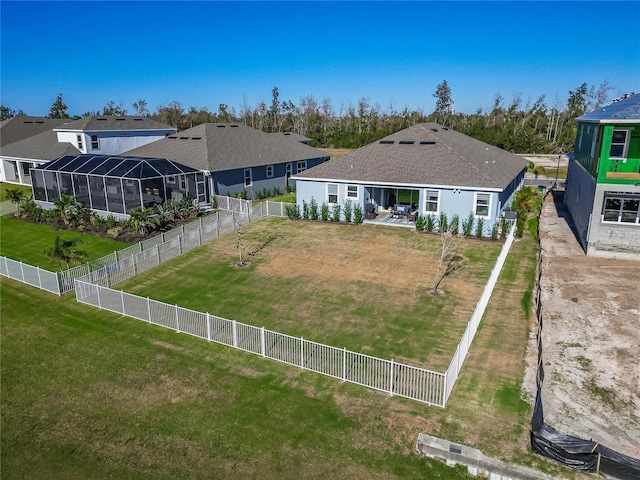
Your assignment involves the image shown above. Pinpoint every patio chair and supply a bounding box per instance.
[365,203,377,219]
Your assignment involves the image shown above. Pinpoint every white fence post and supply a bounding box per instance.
[156,244,160,266]
[206,313,211,341]
[97,285,102,309]
[175,305,180,333]
[121,290,126,314]
[19,261,25,282]
[300,337,304,369]
[342,347,347,382]
[37,266,42,289]
[132,255,137,276]
[232,320,237,347]
[147,297,152,323]
[260,327,265,357]
[390,359,395,395]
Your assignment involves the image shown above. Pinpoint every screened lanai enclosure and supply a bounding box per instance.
[31,154,207,218]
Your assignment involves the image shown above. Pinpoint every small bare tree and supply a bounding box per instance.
[430,225,464,295]
[233,213,245,266]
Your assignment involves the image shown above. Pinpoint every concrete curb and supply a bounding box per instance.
[417,433,559,480]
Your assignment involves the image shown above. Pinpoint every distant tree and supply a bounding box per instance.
[45,236,87,270]
[82,110,100,117]
[0,105,16,120]
[102,100,127,116]
[132,99,149,116]
[154,101,184,129]
[49,93,70,118]
[270,86,280,132]
[566,82,589,119]
[433,80,453,125]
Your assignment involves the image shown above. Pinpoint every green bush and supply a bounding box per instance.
[343,200,353,223]
[462,212,475,237]
[475,218,485,239]
[450,214,460,235]
[438,212,448,233]
[491,222,499,241]
[415,215,426,231]
[310,198,319,220]
[353,203,363,223]
[331,204,341,222]
[302,200,310,220]
[321,202,330,221]
[425,215,435,232]
[285,204,300,220]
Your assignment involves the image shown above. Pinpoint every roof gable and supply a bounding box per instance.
[0,128,81,160]
[293,123,528,190]
[0,116,70,147]
[121,123,329,172]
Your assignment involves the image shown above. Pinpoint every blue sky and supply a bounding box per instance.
[1,1,639,117]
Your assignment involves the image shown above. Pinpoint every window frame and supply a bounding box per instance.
[297,160,307,173]
[286,163,292,177]
[346,184,359,200]
[76,134,84,150]
[602,192,640,224]
[90,134,100,150]
[424,189,440,215]
[609,129,631,160]
[244,168,252,187]
[474,192,491,218]
[266,165,274,178]
[327,183,338,205]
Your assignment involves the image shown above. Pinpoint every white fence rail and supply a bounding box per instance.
[74,279,447,406]
[443,224,516,404]
[0,256,61,295]
[3,196,516,407]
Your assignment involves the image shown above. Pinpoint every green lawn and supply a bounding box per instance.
[0,197,583,479]
[117,218,503,370]
[0,182,32,202]
[0,215,131,269]
[1,279,475,480]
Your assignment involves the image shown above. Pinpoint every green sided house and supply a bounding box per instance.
[292,123,528,235]
[564,92,640,257]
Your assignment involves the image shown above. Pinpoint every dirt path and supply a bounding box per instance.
[523,190,640,459]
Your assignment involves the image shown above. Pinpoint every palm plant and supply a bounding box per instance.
[125,206,158,236]
[5,188,26,215]
[45,236,87,270]
[54,194,83,226]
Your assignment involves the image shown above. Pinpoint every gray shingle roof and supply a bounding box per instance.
[293,123,528,191]
[53,116,175,131]
[0,129,80,160]
[577,93,640,123]
[121,123,329,172]
[0,116,70,147]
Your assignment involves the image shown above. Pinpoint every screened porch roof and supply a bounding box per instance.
[34,154,200,179]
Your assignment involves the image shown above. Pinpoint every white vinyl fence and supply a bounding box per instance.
[0,256,62,295]
[74,279,447,406]
[443,223,516,404]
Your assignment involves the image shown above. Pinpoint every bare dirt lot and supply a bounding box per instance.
[523,190,640,459]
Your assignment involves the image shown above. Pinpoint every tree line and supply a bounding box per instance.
[0,80,620,154]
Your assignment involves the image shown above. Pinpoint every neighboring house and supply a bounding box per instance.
[123,123,330,199]
[564,92,640,257]
[0,116,78,184]
[292,123,528,233]
[30,154,205,219]
[0,116,175,185]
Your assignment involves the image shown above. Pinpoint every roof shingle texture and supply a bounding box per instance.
[0,116,70,147]
[122,123,329,172]
[53,116,175,131]
[0,129,80,160]
[294,123,528,190]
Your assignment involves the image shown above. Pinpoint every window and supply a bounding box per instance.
[327,184,338,204]
[346,184,358,199]
[424,189,439,214]
[76,134,83,150]
[90,134,100,150]
[610,129,630,159]
[266,165,274,178]
[244,168,252,187]
[474,193,491,218]
[297,160,307,173]
[286,163,292,177]
[602,192,640,224]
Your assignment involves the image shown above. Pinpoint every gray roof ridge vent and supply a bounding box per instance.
[399,140,415,144]
[379,140,394,144]
[420,140,436,145]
